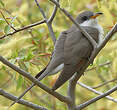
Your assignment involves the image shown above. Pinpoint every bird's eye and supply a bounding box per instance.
[82,16,88,21]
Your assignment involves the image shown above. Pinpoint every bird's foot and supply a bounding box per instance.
[87,57,94,65]
[82,57,94,65]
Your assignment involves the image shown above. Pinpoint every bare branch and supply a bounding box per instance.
[35,0,47,19]
[29,88,53,108]
[75,85,117,110]
[67,73,83,110]
[10,84,35,106]
[92,78,117,89]
[47,24,56,44]
[48,0,59,23]
[0,20,46,39]
[0,11,16,31]
[0,56,71,104]
[35,0,56,44]
[77,82,117,103]
[0,88,47,110]
[96,70,111,90]
[86,61,111,72]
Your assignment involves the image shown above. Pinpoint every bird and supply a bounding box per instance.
[10,11,104,106]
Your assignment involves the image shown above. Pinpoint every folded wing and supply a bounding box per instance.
[52,26,99,90]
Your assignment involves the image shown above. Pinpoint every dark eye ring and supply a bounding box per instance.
[82,16,88,21]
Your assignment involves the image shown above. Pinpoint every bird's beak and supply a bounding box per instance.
[91,12,103,19]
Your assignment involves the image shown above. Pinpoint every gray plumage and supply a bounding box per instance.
[52,26,99,90]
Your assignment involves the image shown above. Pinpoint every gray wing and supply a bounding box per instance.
[38,31,67,80]
[52,26,99,90]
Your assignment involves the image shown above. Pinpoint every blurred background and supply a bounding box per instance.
[0,0,117,110]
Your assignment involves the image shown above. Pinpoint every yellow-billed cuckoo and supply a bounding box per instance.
[11,11,104,106]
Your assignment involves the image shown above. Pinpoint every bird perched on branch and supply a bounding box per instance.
[11,11,104,106]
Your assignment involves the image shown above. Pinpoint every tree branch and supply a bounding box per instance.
[92,78,117,89]
[85,61,111,72]
[35,0,47,19]
[0,11,16,31]
[0,88,47,110]
[77,82,117,103]
[35,0,57,44]
[48,0,59,23]
[67,73,83,110]
[0,56,71,104]
[0,20,46,39]
[75,85,117,110]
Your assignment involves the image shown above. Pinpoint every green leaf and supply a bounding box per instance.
[2,65,6,70]
[26,50,34,60]
[18,60,29,72]
[4,25,10,34]
[0,18,5,22]
[16,75,23,90]
[0,0,4,7]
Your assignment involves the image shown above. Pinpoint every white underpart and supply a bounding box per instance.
[49,63,64,75]
[80,18,104,44]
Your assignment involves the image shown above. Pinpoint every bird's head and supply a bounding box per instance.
[76,11,103,25]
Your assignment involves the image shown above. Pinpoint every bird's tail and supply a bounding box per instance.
[10,67,46,107]
[52,68,75,91]
[52,62,85,91]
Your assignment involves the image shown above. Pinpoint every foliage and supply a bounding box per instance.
[0,0,117,110]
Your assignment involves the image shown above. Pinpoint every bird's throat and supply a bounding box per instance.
[80,19,104,44]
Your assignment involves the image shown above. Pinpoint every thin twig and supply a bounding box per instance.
[75,85,117,110]
[0,88,47,110]
[0,69,13,88]
[96,69,111,90]
[35,0,47,19]
[92,78,117,89]
[0,11,17,31]
[0,56,71,104]
[77,82,117,103]
[30,89,53,108]
[0,20,46,39]
[86,61,111,72]
[35,0,56,44]
[2,8,37,40]
[48,0,59,23]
